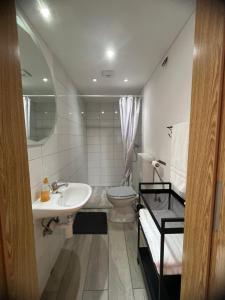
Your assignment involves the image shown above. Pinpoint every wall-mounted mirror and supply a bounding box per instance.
[17,16,56,146]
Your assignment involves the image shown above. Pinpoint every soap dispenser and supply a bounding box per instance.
[40,177,50,202]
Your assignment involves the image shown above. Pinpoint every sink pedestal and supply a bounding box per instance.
[59,215,74,239]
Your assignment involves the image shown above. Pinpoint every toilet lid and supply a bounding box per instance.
[107,186,137,198]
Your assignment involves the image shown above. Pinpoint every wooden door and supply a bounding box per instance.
[181,0,225,299]
[0,1,39,299]
[209,18,225,300]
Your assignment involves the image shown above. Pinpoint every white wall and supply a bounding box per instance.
[18,11,87,295]
[142,14,195,180]
[86,101,124,186]
[29,72,87,294]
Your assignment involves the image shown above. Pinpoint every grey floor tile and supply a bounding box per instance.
[83,290,108,300]
[44,237,75,292]
[84,235,109,291]
[133,289,148,300]
[41,291,57,300]
[56,235,92,300]
[108,222,134,300]
[124,223,145,289]
[42,200,148,300]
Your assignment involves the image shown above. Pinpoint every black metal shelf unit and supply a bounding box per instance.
[137,182,185,300]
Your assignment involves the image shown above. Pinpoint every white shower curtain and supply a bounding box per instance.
[119,96,141,185]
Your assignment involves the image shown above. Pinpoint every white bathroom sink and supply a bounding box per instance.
[32,183,92,219]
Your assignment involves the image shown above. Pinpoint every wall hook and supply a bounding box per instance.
[167,126,173,138]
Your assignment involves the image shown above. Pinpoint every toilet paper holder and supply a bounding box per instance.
[157,159,166,166]
[152,159,166,167]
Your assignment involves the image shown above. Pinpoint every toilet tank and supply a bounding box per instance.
[132,153,154,193]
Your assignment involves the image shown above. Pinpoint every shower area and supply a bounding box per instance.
[81,96,142,209]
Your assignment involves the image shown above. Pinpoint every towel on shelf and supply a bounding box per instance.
[139,208,183,275]
[170,122,189,196]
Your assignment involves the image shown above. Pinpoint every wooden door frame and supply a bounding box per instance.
[0,1,39,299]
[181,0,225,299]
[0,0,225,299]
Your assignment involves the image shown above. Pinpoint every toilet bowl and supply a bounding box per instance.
[106,186,138,222]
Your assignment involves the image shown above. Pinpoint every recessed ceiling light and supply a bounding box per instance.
[124,78,128,82]
[81,111,85,115]
[92,78,97,82]
[106,48,115,60]
[115,111,118,114]
[43,78,48,82]
[101,111,105,114]
[40,5,51,20]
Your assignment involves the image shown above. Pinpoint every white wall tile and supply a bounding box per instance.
[86,101,125,186]
[29,158,43,188]
[87,136,100,145]
[87,119,100,127]
[28,146,42,161]
[87,145,101,153]
[24,13,88,294]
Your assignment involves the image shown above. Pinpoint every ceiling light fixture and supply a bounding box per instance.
[101,111,105,114]
[39,4,51,20]
[124,78,128,82]
[115,111,118,114]
[92,78,97,82]
[106,48,115,60]
[42,77,48,82]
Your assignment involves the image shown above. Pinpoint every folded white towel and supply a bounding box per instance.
[139,208,183,275]
[170,122,189,196]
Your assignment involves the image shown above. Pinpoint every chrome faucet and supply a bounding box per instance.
[51,181,69,193]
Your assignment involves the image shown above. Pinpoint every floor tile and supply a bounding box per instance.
[41,291,57,300]
[133,289,148,300]
[84,235,109,291]
[124,223,145,289]
[41,198,148,300]
[83,290,108,300]
[108,222,134,300]
[56,235,92,300]
[44,238,75,292]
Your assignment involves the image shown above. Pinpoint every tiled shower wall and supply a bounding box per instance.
[86,101,124,186]
[86,100,142,186]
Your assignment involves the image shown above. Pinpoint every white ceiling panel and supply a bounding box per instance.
[17,0,195,94]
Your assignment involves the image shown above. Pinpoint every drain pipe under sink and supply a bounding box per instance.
[58,215,74,239]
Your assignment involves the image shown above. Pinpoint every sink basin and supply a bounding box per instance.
[32,183,92,219]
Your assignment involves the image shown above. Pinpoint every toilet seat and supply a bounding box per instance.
[107,186,137,199]
[106,186,137,222]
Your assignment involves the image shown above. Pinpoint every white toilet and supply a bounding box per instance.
[106,186,138,222]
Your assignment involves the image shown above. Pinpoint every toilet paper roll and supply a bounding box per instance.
[152,160,160,168]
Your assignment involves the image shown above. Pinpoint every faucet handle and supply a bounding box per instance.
[51,181,58,191]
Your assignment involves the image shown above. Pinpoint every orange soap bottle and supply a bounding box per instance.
[40,177,50,202]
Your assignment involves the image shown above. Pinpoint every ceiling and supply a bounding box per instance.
[17,0,195,95]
